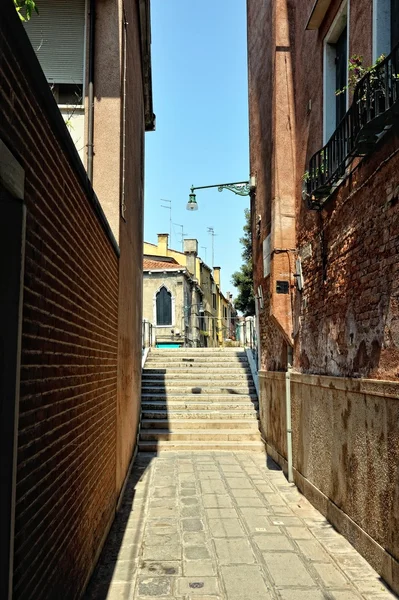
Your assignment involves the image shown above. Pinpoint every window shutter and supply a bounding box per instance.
[24,0,85,84]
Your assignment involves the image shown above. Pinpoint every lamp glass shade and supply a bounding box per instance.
[186,192,198,211]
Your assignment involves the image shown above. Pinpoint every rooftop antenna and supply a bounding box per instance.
[207,227,217,268]
[160,199,172,244]
[173,222,187,251]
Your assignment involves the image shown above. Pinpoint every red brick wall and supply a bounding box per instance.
[1,5,120,598]
[248,0,399,379]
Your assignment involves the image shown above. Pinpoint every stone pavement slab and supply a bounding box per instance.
[84,452,396,600]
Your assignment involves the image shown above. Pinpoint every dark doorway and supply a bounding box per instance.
[0,185,26,600]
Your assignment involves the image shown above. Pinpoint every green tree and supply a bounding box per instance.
[231,208,255,316]
[14,0,38,21]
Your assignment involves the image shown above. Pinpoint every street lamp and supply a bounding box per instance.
[186,176,256,211]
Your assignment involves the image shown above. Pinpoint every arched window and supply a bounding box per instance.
[156,286,172,326]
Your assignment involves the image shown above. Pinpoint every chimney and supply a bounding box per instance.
[184,238,198,276]
[213,266,221,287]
[157,233,169,255]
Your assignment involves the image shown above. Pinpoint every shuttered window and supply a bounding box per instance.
[156,287,172,326]
[24,0,85,85]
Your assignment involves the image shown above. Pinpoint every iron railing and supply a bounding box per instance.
[306,41,399,208]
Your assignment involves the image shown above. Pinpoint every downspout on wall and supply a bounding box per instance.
[87,0,95,182]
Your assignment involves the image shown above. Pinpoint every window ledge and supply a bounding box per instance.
[306,0,333,30]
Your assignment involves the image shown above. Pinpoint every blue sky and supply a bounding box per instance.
[144,0,249,295]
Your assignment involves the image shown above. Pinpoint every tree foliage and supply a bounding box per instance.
[14,0,38,21]
[231,208,255,316]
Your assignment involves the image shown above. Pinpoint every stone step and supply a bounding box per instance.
[146,356,248,364]
[141,385,256,395]
[139,429,262,441]
[141,410,259,420]
[141,379,255,389]
[149,349,246,354]
[141,419,260,430]
[142,372,253,381]
[143,366,252,375]
[138,440,265,452]
[141,400,259,411]
[141,393,258,402]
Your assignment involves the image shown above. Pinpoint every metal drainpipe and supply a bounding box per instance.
[286,345,294,483]
[87,0,95,182]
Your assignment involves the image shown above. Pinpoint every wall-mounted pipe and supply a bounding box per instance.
[286,345,294,482]
[87,0,95,182]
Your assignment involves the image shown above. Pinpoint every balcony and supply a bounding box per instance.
[305,42,399,209]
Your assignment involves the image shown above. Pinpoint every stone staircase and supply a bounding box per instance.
[138,348,264,452]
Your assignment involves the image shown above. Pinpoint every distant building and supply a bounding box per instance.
[143,234,237,347]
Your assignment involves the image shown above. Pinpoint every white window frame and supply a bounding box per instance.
[153,284,175,328]
[372,0,391,61]
[323,0,350,143]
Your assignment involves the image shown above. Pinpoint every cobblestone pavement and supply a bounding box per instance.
[85,452,396,600]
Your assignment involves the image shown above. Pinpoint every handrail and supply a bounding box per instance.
[305,42,399,209]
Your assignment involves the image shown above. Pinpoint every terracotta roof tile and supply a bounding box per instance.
[143,257,181,270]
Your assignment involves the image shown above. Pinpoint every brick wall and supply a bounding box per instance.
[1,5,120,598]
[248,0,399,380]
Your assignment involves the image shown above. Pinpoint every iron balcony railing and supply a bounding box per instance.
[306,41,399,209]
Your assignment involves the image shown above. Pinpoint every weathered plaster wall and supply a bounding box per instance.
[115,0,147,497]
[259,371,399,595]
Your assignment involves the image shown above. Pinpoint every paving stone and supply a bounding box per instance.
[176,576,219,595]
[329,592,363,599]
[285,526,314,540]
[230,488,260,498]
[262,552,316,587]
[234,496,265,507]
[277,590,326,600]
[180,481,197,489]
[295,539,332,563]
[197,472,221,480]
[201,481,226,494]
[240,514,276,534]
[354,578,395,595]
[319,537,356,555]
[85,581,135,600]
[181,506,202,518]
[312,562,352,588]
[225,477,253,488]
[147,520,178,535]
[254,535,294,551]
[202,494,233,508]
[204,507,238,519]
[207,518,246,537]
[142,544,181,561]
[184,546,211,560]
[138,561,181,576]
[220,565,272,599]
[262,493,287,506]
[148,507,177,519]
[153,487,177,498]
[181,497,200,506]
[183,531,208,545]
[269,516,303,527]
[181,488,199,497]
[137,576,172,596]
[144,534,180,547]
[150,498,178,509]
[214,538,255,564]
[184,561,216,576]
[182,518,204,532]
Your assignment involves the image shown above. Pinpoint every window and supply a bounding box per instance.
[373,0,399,60]
[24,0,86,106]
[156,286,172,326]
[212,294,216,310]
[323,2,348,142]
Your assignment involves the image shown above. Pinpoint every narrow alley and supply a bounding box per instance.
[85,451,395,600]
